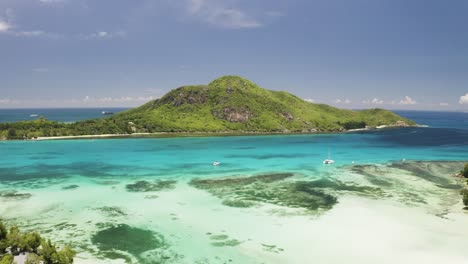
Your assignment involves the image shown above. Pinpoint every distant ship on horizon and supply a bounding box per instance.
[101,111,114,115]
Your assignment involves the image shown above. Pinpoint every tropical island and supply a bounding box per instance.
[0,76,416,140]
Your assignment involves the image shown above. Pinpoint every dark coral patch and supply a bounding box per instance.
[126,180,176,192]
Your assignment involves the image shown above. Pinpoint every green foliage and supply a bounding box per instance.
[7,226,23,252]
[25,253,42,264]
[39,239,56,263]
[0,221,75,263]
[7,128,16,139]
[5,226,41,253]
[340,121,367,130]
[0,222,6,240]
[462,189,468,207]
[0,76,416,137]
[40,240,76,264]
[461,163,468,178]
[23,232,42,253]
[0,254,13,264]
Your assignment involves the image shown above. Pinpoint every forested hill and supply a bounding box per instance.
[0,76,416,139]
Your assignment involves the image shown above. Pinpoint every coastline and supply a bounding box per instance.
[28,125,418,141]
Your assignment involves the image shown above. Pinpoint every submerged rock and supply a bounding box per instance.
[346,160,467,208]
[389,161,464,189]
[190,173,294,189]
[208,233,242,247]
[126,180,177,192]
[91,224,169,262]
[0,190,32,200]
[94,206,127,217]
[62,184,79,190]
[190,173,381,212]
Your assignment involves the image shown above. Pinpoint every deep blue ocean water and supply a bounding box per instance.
[0,108,128,123]
[394,110,468,129]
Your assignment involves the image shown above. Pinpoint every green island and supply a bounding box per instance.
[0,221,75,264]
[0,76,416,140]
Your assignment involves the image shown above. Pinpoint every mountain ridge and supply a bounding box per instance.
[107,75,415,133]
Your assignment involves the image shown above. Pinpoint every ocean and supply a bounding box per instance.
[0,110,467,263]
[0,108,128,123]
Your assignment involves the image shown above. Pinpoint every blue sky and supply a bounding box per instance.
[0,0,467,110]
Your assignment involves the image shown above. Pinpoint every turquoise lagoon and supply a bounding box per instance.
[1,115,468,263]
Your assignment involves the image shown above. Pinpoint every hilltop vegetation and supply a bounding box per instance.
[0,76,415,139]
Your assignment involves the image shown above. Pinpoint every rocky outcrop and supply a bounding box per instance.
[393,120,411,127]
[281,112,294,121]
[159,86,208,107]
[213,107,252,123]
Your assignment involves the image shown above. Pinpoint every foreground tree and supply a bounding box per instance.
[25,253,42,264]
[0,254,13,264]
[461,163,468,178]
[0,221,75,264]
[463,191,468,207]
[40,239,76,264]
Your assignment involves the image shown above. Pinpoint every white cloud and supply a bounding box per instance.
[363,98,384,105]
[15,30,45,37]
[0,20,11,32]
[439,102,449,106]
[334,98,351,104]
[0,94,159,108]
[83,31,126,39]
[82,95,157,104]
[0,98,14,104]
[0,9,59,38]
[186,0,261,29]
[459,93,468,105]
[303,98,315,103]
[399,96,417,105]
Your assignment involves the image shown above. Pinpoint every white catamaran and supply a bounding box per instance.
[323,148,335,164]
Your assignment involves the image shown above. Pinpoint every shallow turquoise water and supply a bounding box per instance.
[1,128,467,183]
[1,112,468,263]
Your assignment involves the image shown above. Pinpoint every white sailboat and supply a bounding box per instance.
[323,148,335,164]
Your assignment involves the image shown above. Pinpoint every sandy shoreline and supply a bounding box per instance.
[28,125,420,141]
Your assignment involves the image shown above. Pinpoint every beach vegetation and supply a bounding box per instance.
[461,189,468,208]
[339,121,367,130]
[25,253,42,264]
[0,76,416,139]
[39,239,76,264]
[6,129,16,139]
[0,254,13,264]
[0,221,75,264]
[461,163,468,178]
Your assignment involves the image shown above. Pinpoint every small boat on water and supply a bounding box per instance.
[212,161,220,166]
[323,148,335,164]
[101,111,114,115]
[29,114,38,117]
